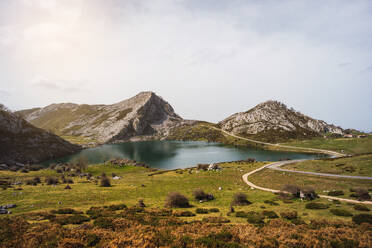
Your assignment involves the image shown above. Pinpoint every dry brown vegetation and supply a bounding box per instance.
[1,206,371,248]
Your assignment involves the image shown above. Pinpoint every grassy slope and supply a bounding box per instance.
[283,154,372,176]
[1,161,368,223]
[283,135,372,155]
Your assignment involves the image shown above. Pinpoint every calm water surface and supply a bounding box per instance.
[46,141,323,169]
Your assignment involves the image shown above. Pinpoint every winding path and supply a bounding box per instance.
[203,126,372,204]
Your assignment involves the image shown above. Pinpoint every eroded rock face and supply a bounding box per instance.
[0,109,81,165]
[18,92,185,143]
[218,100,343,141]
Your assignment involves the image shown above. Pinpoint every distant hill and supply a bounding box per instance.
[218,100,343,142]
[17,92,187,143]
[0,107,81,166]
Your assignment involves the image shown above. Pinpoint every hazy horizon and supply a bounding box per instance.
[0,0,371,131]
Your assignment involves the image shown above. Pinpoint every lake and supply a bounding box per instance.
[45,141,324,169]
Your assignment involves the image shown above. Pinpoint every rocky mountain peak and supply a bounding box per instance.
[219,100,343,142]
[17,92,183,143]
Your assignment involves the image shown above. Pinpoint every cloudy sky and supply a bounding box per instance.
[0,0,371,131]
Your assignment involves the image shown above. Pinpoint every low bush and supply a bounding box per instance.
[350,188,371,201]
[262,210,278,219]
[209,208,220,213]
[165,192,191,208]
[232,193,251,206]
[353,204,370,212]
[330,209,353,217]
[93,217,114,229]
[264,200,279,206]
[174,211,195,217]
[54,214,90,225]
[291,218,306,225]
[46,177,59,185]
[328,190,344,196]
[305,202,329,209]
[197,164,209,171]
[196,230,239,248]
[107,204,127,211]
[352,214,372,225]
[280,211,298,220]
[50,208,78,214]
[235,211,248,218]
[193,189,214,201]
[196,208,209,214]
[246,211,264,225]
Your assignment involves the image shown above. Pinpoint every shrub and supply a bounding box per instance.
[350,188,371,201]
[196,230,239,248]
[232,193,251,206]
[246,211,265,225]
[282,184,300,198]
[291,218,306,225]
[100,176,111,187]
[50,208,77,214]
[197,164,209,171]
[93,217,114,229]
[352,214,372,225]
[174,211,195,217]
[353,204,370,212]
[193,189,214,201]
[107,204,127,211]
[165,192,191,208]
[245,158,256,163]
[264,200,279,206]
[64,185,72,190]
[46,177,59,185]
[86,233,101,247]
[262,210,278,219]
[209,208,220,213]
[330,209,353,217]
[280,211,298,220]
[54,214,90,225]
[328,190,344,196]
[235,211,248,218]
[196,208,209,214]
[305,202,329,209]
[138,199,146,208]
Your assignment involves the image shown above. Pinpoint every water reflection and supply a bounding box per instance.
[45,141,323,169]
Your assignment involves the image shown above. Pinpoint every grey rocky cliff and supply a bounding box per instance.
[18,92,185,143]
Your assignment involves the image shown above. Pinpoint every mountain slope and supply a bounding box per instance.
[218,100,343,143]
[17,92,184,143]
[0,108,81,165]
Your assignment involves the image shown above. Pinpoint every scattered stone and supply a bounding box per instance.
[112,176,121,180]
[138,199,146,208]
[58,202,62,205]
[208,163,220,171]
[141,184,145,187]
[218,187,222,191]
[64,185,72,190]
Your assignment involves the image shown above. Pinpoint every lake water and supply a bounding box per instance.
[46,141,323,169]
[45,141,323,169]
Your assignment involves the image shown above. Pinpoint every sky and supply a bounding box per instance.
[0,0,371,131]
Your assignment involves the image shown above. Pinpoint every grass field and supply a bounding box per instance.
[249,168,372,198]
[283,135,372,155]
[283,154,372,176]
[1,160,370,224]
